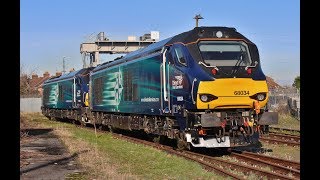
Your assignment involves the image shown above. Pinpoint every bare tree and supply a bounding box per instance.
[20,64,30,96]
[20,63,39,97]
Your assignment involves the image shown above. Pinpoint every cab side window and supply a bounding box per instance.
[174,46,187,66]
[164,47,174,65]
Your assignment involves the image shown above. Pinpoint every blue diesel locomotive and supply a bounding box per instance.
[42,26,278,149]
[42,67,93,120]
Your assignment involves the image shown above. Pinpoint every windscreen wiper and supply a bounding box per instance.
[198,61,219,71]
[231,47,244,76]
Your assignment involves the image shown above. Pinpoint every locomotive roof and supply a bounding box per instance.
[122,37,172,60]
[92,37,173,72]
[44,67,93,84]
[166,26,252,44]
[92,26,253,72]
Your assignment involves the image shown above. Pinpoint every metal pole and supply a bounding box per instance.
[82,53,87,68]
[63,56,66,74]
[62,56,70,74]
[193,14,204,27]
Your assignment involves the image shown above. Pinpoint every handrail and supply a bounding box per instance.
[73,77,76,107]
[191,78,197,104]
[162,48,168,101]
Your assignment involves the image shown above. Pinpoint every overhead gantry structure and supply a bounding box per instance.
[80,32,159,67]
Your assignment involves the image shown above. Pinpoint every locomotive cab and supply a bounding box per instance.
[173,28,279,148]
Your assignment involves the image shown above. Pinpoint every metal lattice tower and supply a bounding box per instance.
[80,32,159,67]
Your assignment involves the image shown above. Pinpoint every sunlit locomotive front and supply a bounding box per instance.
[170,27,278,148]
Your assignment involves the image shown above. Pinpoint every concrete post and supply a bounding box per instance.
[94,51,100,67]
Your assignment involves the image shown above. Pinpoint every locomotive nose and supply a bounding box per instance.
[196,78,268,109]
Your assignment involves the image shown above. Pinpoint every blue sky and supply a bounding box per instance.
[21,0,299,85]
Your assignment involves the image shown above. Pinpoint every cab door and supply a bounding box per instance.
[168,44,190,117]
[160,47,171,114]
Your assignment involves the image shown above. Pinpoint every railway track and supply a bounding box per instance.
[230,149,300,178]
[74,124,242,179]
[113,134,244,179]
[269,127,300,134]
[114,133,299,179]
[69,121,301,179]
[83,124,300,179]
[260,132,300,146]
[267,133,300,142]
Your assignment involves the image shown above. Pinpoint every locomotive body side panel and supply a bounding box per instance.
[91,54,165,115]
[42,82,59,109]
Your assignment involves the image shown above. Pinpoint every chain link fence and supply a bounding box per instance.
[268,87,300,120]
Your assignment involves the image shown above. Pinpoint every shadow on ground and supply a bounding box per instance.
[20,128,87,179]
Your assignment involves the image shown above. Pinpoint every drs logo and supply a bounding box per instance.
[234,91,249,95]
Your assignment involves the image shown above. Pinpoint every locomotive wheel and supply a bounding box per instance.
[263,125,269,134]
[186,142,194,151]
[177,139,188,151]
[176,132,188,151]
[98,124,108,131]
[259,125,269,134]
[153,136,161,143]
[108,125,113,133]
[53,116,58,121]
[81,115,87,126]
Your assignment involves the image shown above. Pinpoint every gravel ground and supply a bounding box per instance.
[20,128,83,179]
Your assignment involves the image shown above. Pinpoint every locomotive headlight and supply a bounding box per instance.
[257,93,265,101]
[250,93,267,101]
[216,31,223,38]
[200,94,208,102]
[199,94,218,102]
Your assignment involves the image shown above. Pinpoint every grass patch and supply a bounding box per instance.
[21,113,224,179]
[71,126,222,179]
[246,173,268,180]
[20,112,69,128]
[270,113,300,131]
[261,142,300,162]
[65,172,87,179]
